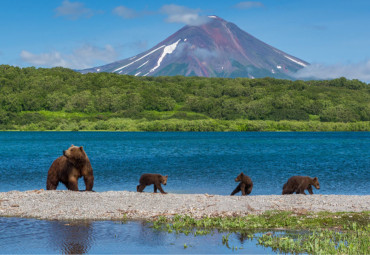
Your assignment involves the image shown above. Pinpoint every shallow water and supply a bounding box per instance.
[0,132,369,195]
[0,218,274,254]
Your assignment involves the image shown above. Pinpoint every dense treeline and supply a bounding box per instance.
[0,65,369,131]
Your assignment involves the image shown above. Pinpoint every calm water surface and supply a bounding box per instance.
[0,132,369,194]
[0,132,369,254]
[0,217,274,254]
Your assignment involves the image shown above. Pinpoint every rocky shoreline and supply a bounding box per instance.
[0,190,369,221]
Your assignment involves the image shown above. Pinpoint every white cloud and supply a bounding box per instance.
[55,0,93,20]
[294,60,370,82]
[113,6,138,19]
[20,44,118,69]
[20,51,67,67]
[234,1,264,9]
[161,4,209,25]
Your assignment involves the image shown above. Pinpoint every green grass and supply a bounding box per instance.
[3,111,370,131]
[151,211,370,233]
[258,223,369,254]
[149,211,370,254]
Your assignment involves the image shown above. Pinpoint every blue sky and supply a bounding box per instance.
[1,0,370,81]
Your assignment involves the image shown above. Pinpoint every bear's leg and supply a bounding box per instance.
[46,179,59,190]
[282,183,289,194]
[154,185,158,193]
[282,186,294,195]
[307,185,314,195]
[245,185,253,195]
[156,182,167,194]
[46,170,59,190]
[137,184,146,192]
[230,183,241,196]
[240,183,247,195]
[67,176,79,191]
[83,175,94,191]
[297,185,306,195]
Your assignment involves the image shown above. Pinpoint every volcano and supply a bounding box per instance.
[80,16,308,78]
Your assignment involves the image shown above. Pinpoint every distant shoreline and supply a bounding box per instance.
[1,119,369,132]
[1,190,369,221]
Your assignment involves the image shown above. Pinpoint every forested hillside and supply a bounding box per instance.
[0,65,369,131]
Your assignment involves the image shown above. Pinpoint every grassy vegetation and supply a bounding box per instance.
[149,211,370,254]
[258,223,369,254]
[1,65,369,131]
[2,110,370,131]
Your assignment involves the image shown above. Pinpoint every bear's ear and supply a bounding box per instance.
[165,175,168,178]
[240,172,244,175]
[71,144,74,147]
[79,146,84,151]
[313,177,318,181]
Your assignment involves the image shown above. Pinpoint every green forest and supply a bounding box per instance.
[0,65,369,131]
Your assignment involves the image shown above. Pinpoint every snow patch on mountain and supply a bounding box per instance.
[137,60,149,69]
[149,39,181,73]
[113,45,166,72]
[284,55,307,67]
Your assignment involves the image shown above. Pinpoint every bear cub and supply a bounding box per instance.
[137,173,168,194]
[230,172,253,196]
[282,176,320,195]
[46,145,94,191]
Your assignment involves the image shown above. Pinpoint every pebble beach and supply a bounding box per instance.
[0,190,369,221]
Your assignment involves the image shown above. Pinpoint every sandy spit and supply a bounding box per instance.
[0,190,369,221]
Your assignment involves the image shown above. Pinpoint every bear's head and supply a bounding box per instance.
[235,172,244,182]
[312,177,320,189]
[63,145,87,165]
[161,175,168,185]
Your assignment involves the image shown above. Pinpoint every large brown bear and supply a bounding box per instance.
[282,176,320,195]
[137,173,168,194]
[230,172,253,196]
[46,145,94,191]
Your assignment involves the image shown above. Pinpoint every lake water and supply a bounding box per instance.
[0,217,274,254]
[0,132,369,195]
[0,132,369,254]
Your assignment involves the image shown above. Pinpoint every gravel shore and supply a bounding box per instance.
[0,190,369,221]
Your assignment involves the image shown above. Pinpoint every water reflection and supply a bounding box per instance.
[0,218,275,254]
[48,221,93,254]
[235,231,255,244]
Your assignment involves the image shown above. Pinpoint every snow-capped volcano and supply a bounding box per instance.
[80,16,308,78]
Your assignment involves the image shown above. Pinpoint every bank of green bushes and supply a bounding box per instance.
[2,113,369,131]
[1,65,369,131]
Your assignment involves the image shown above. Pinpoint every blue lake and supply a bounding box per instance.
[0,132,369,195]
[0,132,369,254]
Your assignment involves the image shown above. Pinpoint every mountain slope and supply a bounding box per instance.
[80,16,308,78]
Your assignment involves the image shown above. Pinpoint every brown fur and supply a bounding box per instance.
[46,145,94,191]
[137,173,168,194]
[230,172,253,196]
[282,176,320,195]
